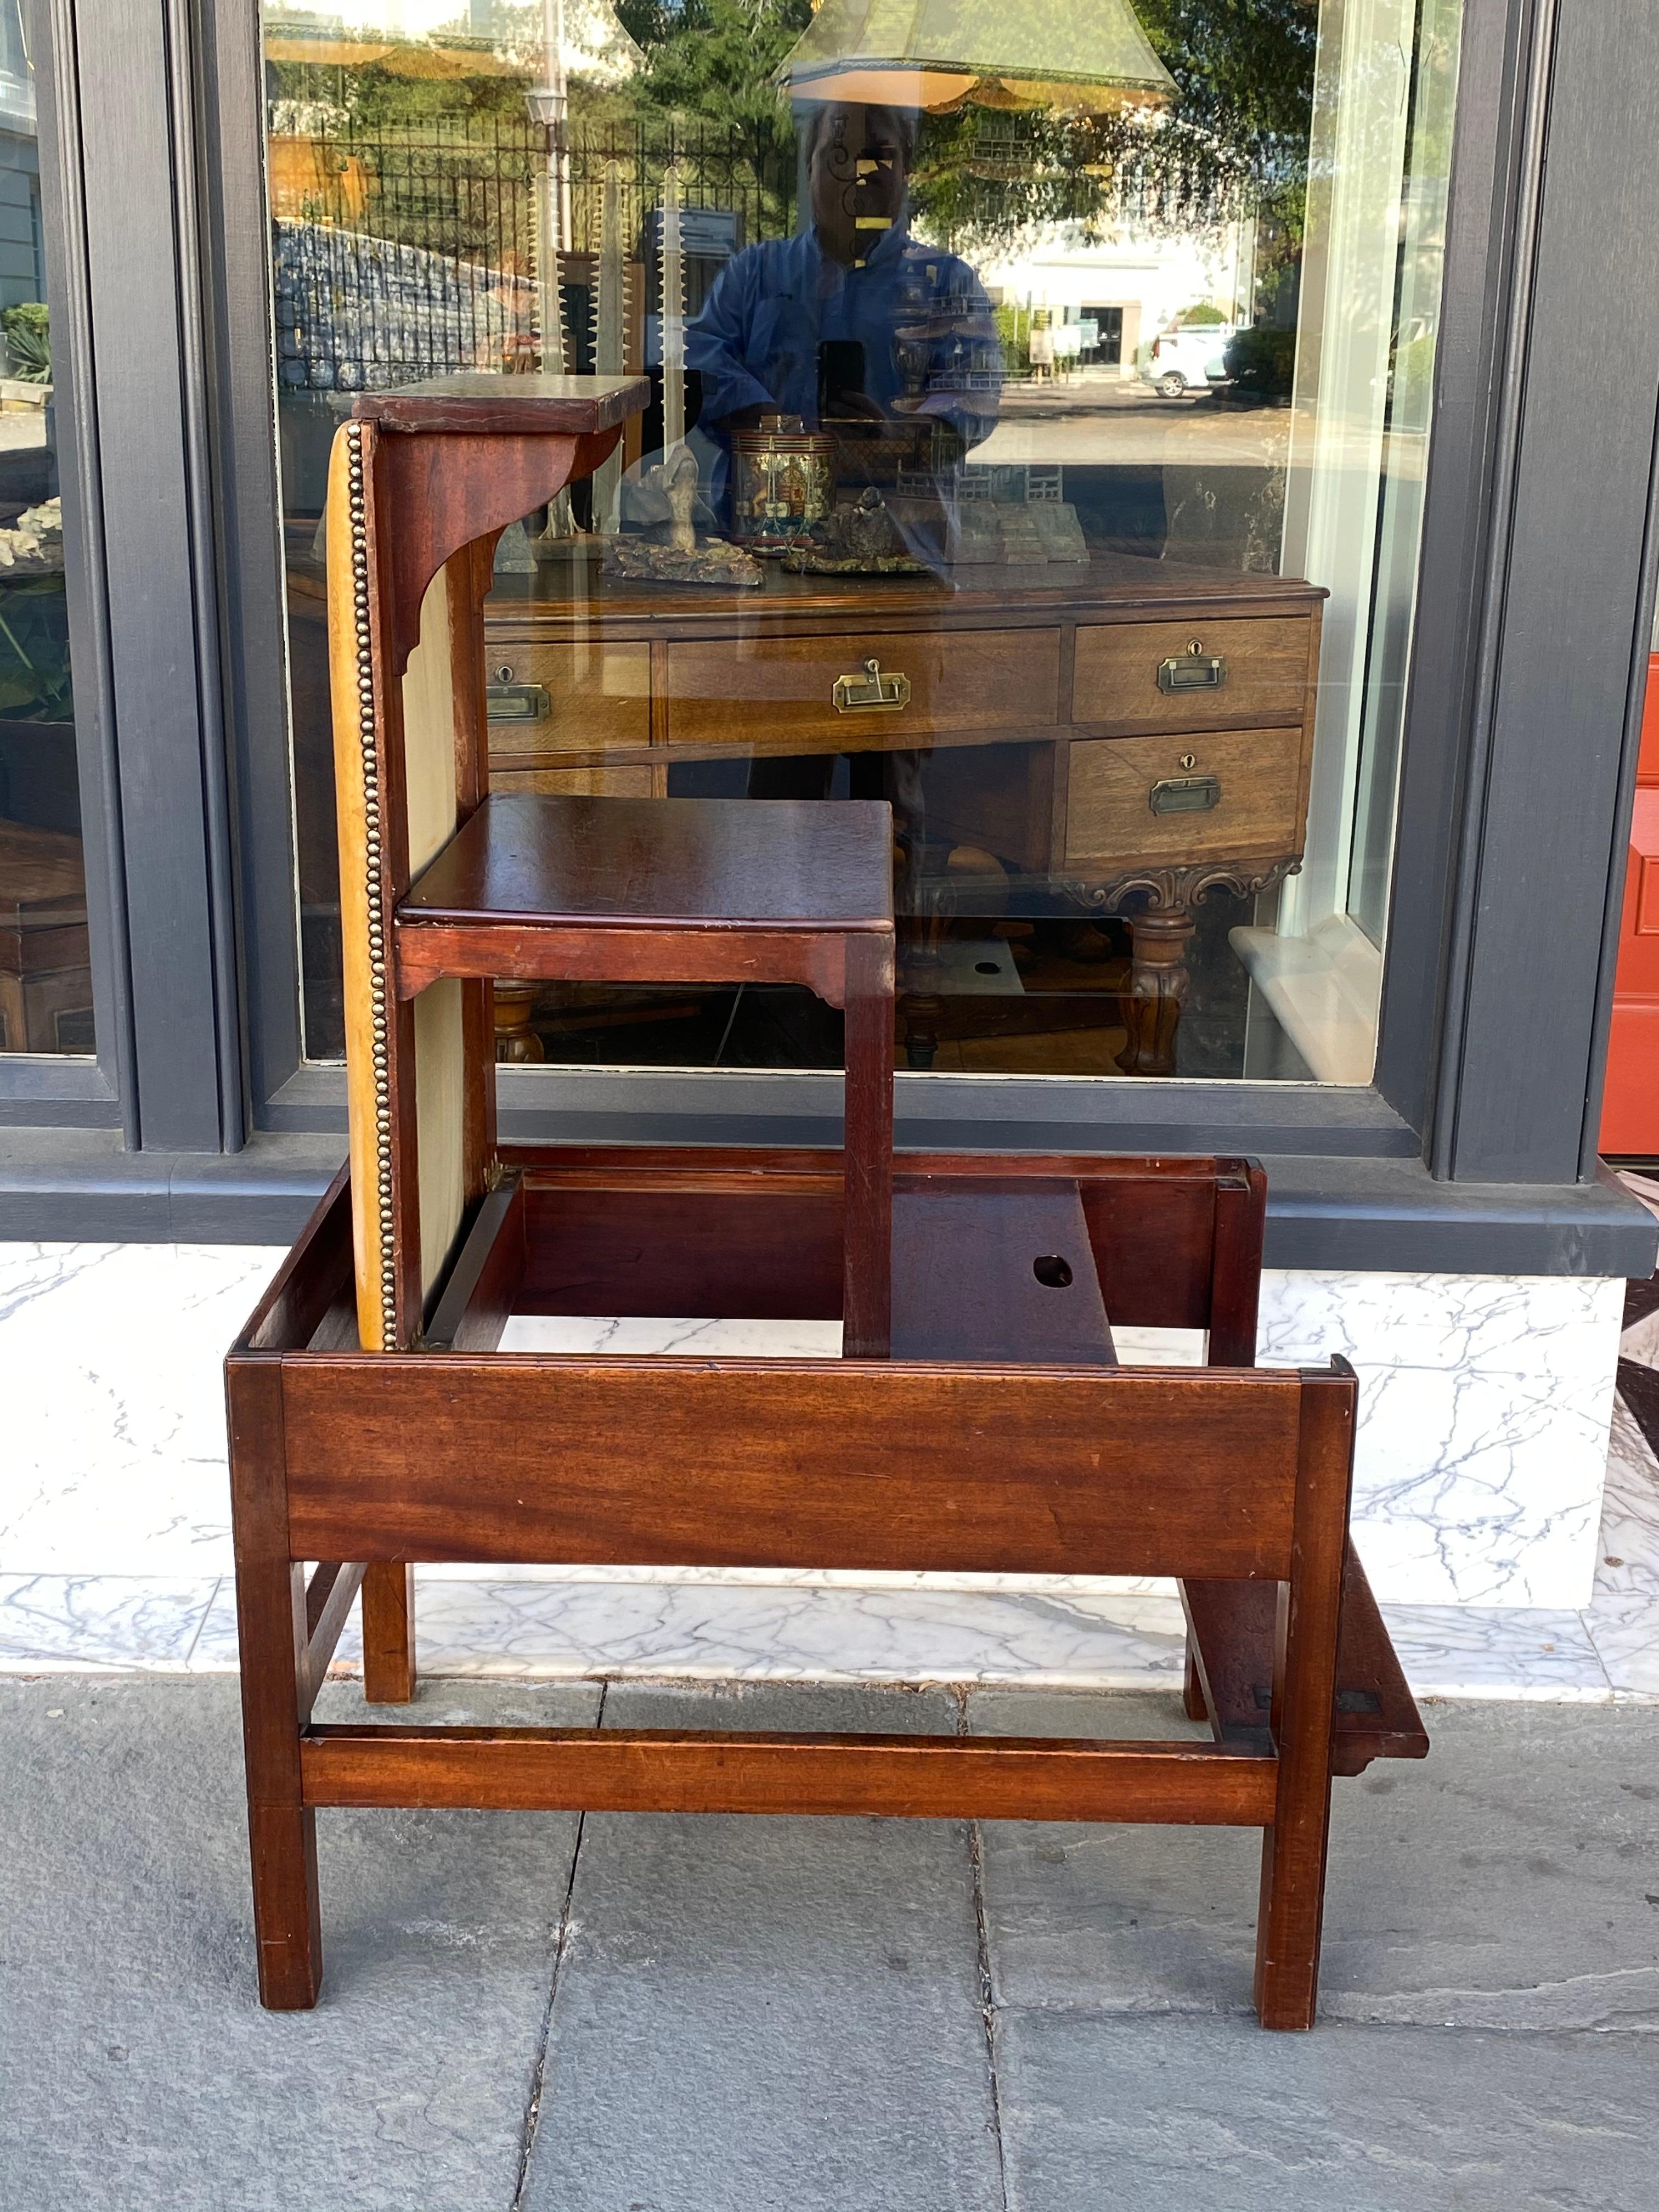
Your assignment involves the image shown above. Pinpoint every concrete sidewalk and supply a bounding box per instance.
[3,1676,1657,2212]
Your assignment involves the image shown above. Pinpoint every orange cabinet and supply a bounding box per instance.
[1600,652,1659,1154]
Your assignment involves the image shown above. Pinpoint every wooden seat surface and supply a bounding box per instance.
[400,791,893,932]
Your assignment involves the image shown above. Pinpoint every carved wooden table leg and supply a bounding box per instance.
[1118,904,1196,1077]
[1061,859,1301,1081]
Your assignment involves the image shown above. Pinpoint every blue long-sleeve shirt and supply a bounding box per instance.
[686,224,1001,472]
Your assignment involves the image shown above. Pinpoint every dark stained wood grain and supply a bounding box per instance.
[298,1562,366,1709]
[301,1725,1277,1825]
[230,1148,1393,2027]
[1206,1166,1267,1365]
[278,1358,1302,1580]
[518,1181,844,1320]
[354,373,648,436]
[360,1562,417,1706]
[367,424,629,680]
[227,1355,321,2010]
[400,793,894,931]
[1254,1362,1357,2030]
[892,1178,1117,1364]
[425,1176,525,1352]
[239,1165,353,1353]
[499,1143,1261,1337]
[1182,1544,1429,1777]
[398,918,856,1003]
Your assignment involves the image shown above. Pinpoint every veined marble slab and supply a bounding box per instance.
[0,1573,221,1672]
[7,1359,1658,1703]
[1583,1396,1659,1699]
[0,1240,284,1577]
[1259,1269,1624,1609]
[0,1243,1627,1613]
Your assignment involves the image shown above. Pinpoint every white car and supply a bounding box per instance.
[1144,326,1234,398]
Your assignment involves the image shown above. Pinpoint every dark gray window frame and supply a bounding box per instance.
[3,0,1656,1276]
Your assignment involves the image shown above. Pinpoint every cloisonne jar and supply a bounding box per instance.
[730,413,834,553]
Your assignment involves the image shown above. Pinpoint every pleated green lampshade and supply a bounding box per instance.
[777,0,1177,115]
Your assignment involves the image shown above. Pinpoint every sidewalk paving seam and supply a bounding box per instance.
[510,1681,606,2210]
[958,1685,1012,2212]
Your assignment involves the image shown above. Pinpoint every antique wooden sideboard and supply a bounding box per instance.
[482,550,1325,1074]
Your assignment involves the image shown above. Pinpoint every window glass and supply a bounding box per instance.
[263,0,1460,1084]
[0,5,89,1057]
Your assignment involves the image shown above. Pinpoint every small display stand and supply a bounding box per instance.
[228,377,1426,2029]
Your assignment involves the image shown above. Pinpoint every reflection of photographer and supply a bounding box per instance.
[686,101,1001,486]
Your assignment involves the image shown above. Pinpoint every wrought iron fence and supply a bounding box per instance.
[268,112,794,391]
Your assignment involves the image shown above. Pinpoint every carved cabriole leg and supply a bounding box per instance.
[229,1359,321,2010]
[1118,904,1195,1077]
[1057,860,1301,1081]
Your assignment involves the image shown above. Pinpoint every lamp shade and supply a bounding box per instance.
[777,0,1177,116]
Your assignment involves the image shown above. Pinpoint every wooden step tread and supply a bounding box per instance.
[891,1177,1117,1364]
[399,793,894,933]
[1181,1544,1428,1776]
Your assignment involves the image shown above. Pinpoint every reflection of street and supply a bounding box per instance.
[974,379,1428,484]
[978,380,1288,469]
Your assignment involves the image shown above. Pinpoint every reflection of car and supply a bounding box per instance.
[1144,326,1234,398]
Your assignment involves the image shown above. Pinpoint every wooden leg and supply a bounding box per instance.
[842,929,895,1359]
[229,1361,323,2010]
[362,1561,417,1705]
[1254,1369,1355,2029]
[1116,905,1195,1078]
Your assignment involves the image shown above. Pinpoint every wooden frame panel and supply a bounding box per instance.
[276,1356,1302,1579]
[227,1158,1417,2027]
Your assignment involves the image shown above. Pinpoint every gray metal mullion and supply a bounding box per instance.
[72,0,225,1150]
[1447,0,1659,1181]
[20,0,136,1133]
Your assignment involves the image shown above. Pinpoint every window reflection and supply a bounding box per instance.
[0,4,89,1057]
[264,1,1458,1085]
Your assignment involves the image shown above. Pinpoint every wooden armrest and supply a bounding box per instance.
[1180,1543,1429,1777]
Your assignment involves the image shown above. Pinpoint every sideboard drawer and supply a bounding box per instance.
[484,639,652,758]
[1072,617,1313,736]
[664,628,1062,751]
[491,765,654,797]
[1065,728,1305,868]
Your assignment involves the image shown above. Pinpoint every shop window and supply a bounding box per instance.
[262,0,1459,1085]
[0,4,87,1058]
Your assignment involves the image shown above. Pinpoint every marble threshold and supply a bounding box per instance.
[3,1308,1656,1703]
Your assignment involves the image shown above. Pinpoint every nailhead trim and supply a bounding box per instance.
[346,424,398,1345]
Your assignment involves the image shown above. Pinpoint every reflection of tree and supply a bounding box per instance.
[611,1,811,228]
[913,2,1316,256]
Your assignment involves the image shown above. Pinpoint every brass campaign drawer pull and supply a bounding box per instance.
[486,683,551,722]
[832,657,911,713]
[1158,640,1228,693]
[1149,773,1223,815]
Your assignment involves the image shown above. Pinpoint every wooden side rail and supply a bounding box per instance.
[301,1726,1278,1825]
[271,1357,1305,1581]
